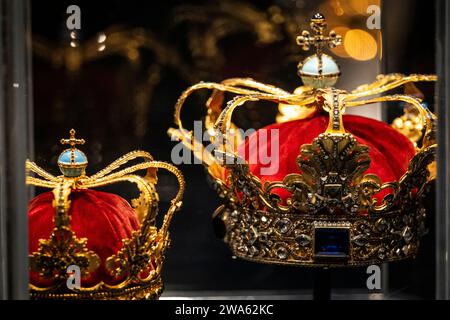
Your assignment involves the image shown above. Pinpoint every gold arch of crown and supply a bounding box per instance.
[26,129,185,299]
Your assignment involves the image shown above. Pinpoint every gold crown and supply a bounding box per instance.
[169,14,437,267]
[26,129,185,299]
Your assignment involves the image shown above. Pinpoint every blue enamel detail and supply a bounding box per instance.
[58,149,87,165]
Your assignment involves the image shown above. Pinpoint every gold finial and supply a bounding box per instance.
[60,129,85,149]
[296,13,341,56]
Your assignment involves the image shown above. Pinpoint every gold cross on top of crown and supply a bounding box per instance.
[296,13,342,55]
[60,129,85,149]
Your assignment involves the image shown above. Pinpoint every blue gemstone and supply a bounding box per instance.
[314,228,349,260]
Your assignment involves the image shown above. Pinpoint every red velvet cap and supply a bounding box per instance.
[235,113,416,204]
[28,189,140,286]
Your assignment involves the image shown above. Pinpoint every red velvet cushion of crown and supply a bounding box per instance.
[28,189,143,287]
[222,113,415,213]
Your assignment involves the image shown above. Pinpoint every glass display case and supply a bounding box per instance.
[0,0,449,301]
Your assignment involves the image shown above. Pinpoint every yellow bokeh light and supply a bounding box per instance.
[329,0,345,16]
[344,29,377,61]
[330,26,350,58]
[127,48,139,61]
[332,0,380,16]
[349,0,380,14]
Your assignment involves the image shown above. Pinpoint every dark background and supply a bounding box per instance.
[30,0,436,298]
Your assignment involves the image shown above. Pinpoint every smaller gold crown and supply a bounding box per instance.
[26,129,184,299]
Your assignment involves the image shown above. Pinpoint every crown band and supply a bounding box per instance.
[213,134,434,267]
[220,207,426,267]
[30,276,163,300]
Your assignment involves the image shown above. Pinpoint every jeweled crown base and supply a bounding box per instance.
[219,206,427,267]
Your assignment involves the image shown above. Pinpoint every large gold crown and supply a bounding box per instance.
[169,14,437,267]
[26,129,184,299]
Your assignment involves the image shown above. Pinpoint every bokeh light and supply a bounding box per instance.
[344,29,377,61]
[330,26,350,58]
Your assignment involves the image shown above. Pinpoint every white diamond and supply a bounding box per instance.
[276,218,291,234]
[295,234,311,247]
[276,247,288,260]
